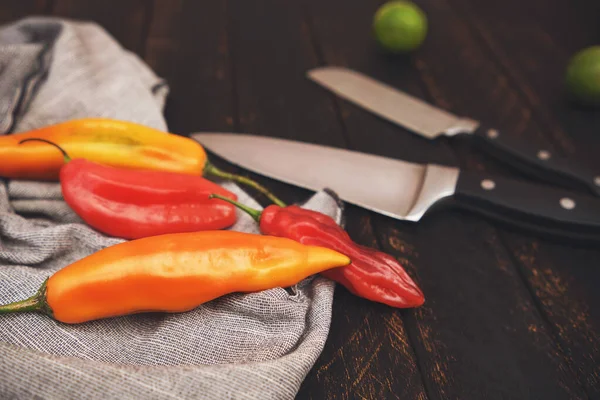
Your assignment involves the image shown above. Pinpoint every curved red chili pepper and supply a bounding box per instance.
[211,195,425,308]
[260,205,424,308]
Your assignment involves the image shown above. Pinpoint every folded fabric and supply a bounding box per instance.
[0,16,339,400]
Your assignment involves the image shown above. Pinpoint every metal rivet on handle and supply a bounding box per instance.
[560,198,576,210]
[537,150,551,160]
[594,176,600,187]
[481,179,496,190]
[487,129,499,139]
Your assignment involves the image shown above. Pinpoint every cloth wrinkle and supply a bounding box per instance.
[0,16,340,400]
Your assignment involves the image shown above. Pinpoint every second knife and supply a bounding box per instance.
[307,66,600,197]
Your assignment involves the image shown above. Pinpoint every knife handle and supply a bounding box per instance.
[452,171,600,236]
[471,126,600,197]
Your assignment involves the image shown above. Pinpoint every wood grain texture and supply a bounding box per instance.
[144,0,183,80]
[225,0,346,207]
[446,0,600,396]
[450,0,600,176]
[443,0,600,396]
[374,212,589,399]
[307,0,592,398]
[0,0,51,24]
[51,0,150,55]
[499,231,600,398]
[411,0,598,397]
[155,0,233,135]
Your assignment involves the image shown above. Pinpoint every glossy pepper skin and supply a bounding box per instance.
[0,118,207,180]
[3,118,287,207]
[0,231,351,324]
[61,158,239,239]
[211,195,424,308]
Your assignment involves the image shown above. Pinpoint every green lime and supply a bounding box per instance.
[373,1,428,53]
[565,46,600,107]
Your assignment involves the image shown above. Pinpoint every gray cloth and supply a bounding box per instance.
[0,17,341,400]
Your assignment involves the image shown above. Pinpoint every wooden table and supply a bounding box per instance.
[2,1,599,398]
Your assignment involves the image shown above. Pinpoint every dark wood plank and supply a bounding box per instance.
[499,231,600,398]
[51,0,150,56]
[0,0,51,24]
[226,1,428,399]
[406,2,598,394]
[307,0,591,398]
[516,0,600,54]
[446,0,600,396]
[373,212,590,399]
[229,0,343,146]
[443,0,600,395]
[154,0,233,135]
[224,0,349,207]
[144,0,183,80]
[450,0,600,178]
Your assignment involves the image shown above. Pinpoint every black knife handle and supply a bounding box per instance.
[453,171,600,234]
[472,125,600,197]
[432,196,600,244]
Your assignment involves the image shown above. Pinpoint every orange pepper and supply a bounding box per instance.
[0,118,286,206]
[0,230,350,324]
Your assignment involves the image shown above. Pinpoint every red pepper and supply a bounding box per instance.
[21,139,238,239]
[211,194,424,308]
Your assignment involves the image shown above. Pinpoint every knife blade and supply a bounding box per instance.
[307,66,600,197]
[191,133,600,240]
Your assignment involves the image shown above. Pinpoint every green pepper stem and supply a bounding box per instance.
[204,162,287,207]
[19,138,71,163]
[0,279,52,317]
[209,193,264,223]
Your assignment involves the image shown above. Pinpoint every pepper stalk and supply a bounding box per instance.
[0,279,53,317]
[19,138,71,163]
[209,193,270,221]
[204,163,286,207]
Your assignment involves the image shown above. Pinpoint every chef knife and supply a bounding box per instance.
[307,66,600,197]
[191,133,600,240]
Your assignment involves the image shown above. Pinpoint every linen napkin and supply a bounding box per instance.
[0,16,341,400]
